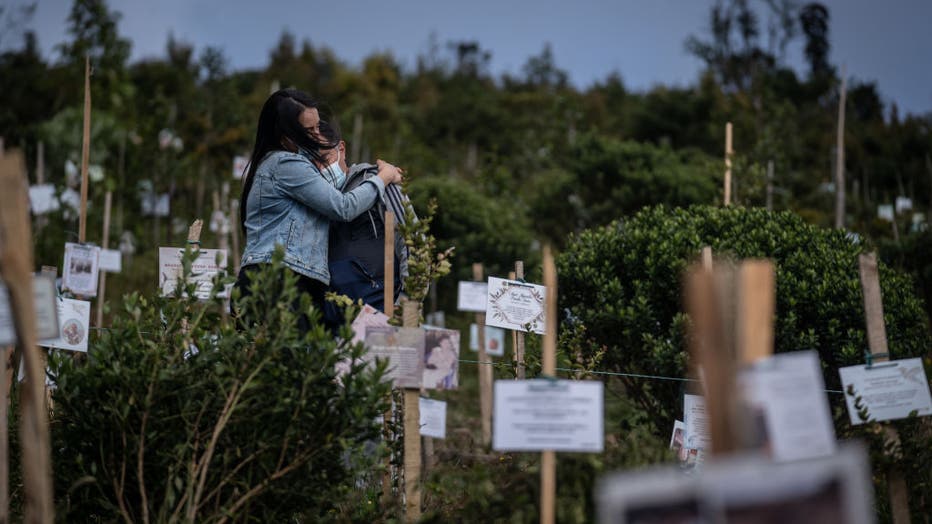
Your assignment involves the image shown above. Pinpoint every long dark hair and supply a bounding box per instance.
[239,88,337,236]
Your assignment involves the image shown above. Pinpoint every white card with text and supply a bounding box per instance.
[485,277,546,334]
[469,323,505,357]
[457,281,488,312]
[839,358,932,424]
[62,243,100,296]
[98,248,122,273]
[39,298,90,352]
[419,397,447,439]
[683,394,710,450]
[493,379,603,452]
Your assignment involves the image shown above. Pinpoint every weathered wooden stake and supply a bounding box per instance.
[79,56,91,244]
[0,150,54,522]
[736,260,775,365]
[835,65,847,229]
[514,261,527,379]
[540,246,557,524]
[473,263,492,445]
[95,190,112,328]
[229,200,241,274]
[724,122,733,206]
[858,252,910,524]
[402,300,421,522]
[766,160,774,211]
[381,211,395,505]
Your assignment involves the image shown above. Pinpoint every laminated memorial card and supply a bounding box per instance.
[485,277,546,334]
[39,298,91,352]
[98,248,122,273]
[419,397,447,439]
[363,326,425,389]
[839,357,932,424]
[738,350,837,462]
[0,275,59,344]
[683,394,710,450]
[470,323,505,357]
[493,379,603,452]
[457,281,488,312]
[62,242,100,296]
[422,328,460,390]
[159,247,228,300]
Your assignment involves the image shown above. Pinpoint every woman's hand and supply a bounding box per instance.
[376,159,404,185]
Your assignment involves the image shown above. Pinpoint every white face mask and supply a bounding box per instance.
[324,148,345,188]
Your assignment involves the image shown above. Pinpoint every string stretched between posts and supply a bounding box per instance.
[456,358,847,395]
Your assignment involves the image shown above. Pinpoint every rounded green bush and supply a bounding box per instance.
[557,205,930,430]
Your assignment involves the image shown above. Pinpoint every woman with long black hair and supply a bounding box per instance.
[233,88,403,333]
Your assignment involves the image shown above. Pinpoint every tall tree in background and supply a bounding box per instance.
[799,3,831,78]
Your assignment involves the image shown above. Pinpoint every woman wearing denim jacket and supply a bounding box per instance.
[233,88,403,333]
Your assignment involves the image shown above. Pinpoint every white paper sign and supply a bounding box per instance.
[39,298,90,352]
[493,379,603,452]
[423,328,460,390]
[419,397,447,439]
[469,323,505,357]
[0,275,60,345]
[141,192,170,217]
[159,247,228,300]
[839,358,932,424]
[457,281,488,312]
[62,243,100,296]
[683,394,710,450]
[98,248,122,273]
[28,184,59,215]
[485,277,546,334]
[232,155,249,179]
[363,326,425,388]
[739,350,837,462]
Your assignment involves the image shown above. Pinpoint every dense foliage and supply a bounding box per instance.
[557,205,929,429]
[47,251,392,522]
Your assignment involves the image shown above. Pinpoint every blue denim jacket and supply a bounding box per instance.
[240,150,386,284]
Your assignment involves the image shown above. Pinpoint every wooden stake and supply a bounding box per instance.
[79,56,92,244]
[736,260,775,365]
[766,160,774,212]
[0,150,54,522]
[540,246,557,524]
[514,261,526,379]
[857,252,909,524]
[724,122,733,206]
[229,200,241,274]
[835,65,847,230]
[685,262,739,455]
[95,190,112,328]
[473,263,491,445]
[381,211,395,505]
[701,246,713,272]
[402,300,421,521]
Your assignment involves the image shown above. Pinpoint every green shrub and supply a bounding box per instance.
[48,250,392,522]
[557,205,930,431]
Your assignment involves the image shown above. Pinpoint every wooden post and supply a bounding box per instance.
[350,113,364,165]
[402,300,421,521]
[724,122,733,206]
[736,260,775,365]
[701,247,713,272]
[95,190,112,327]
[473,263,491,445]
[835,65,847,230]
[540,246,557,524]
[858,252,910,524]
[766,160,774,212]
[381,211,395,505]
[514,261,527,379]
[685,261,740,456]
[0,150,54,522]
[79,56,92,244]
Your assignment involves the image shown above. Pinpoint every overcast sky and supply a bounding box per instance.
[18,0,932,117]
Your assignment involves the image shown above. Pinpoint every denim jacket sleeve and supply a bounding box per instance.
[273,153,386,221]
